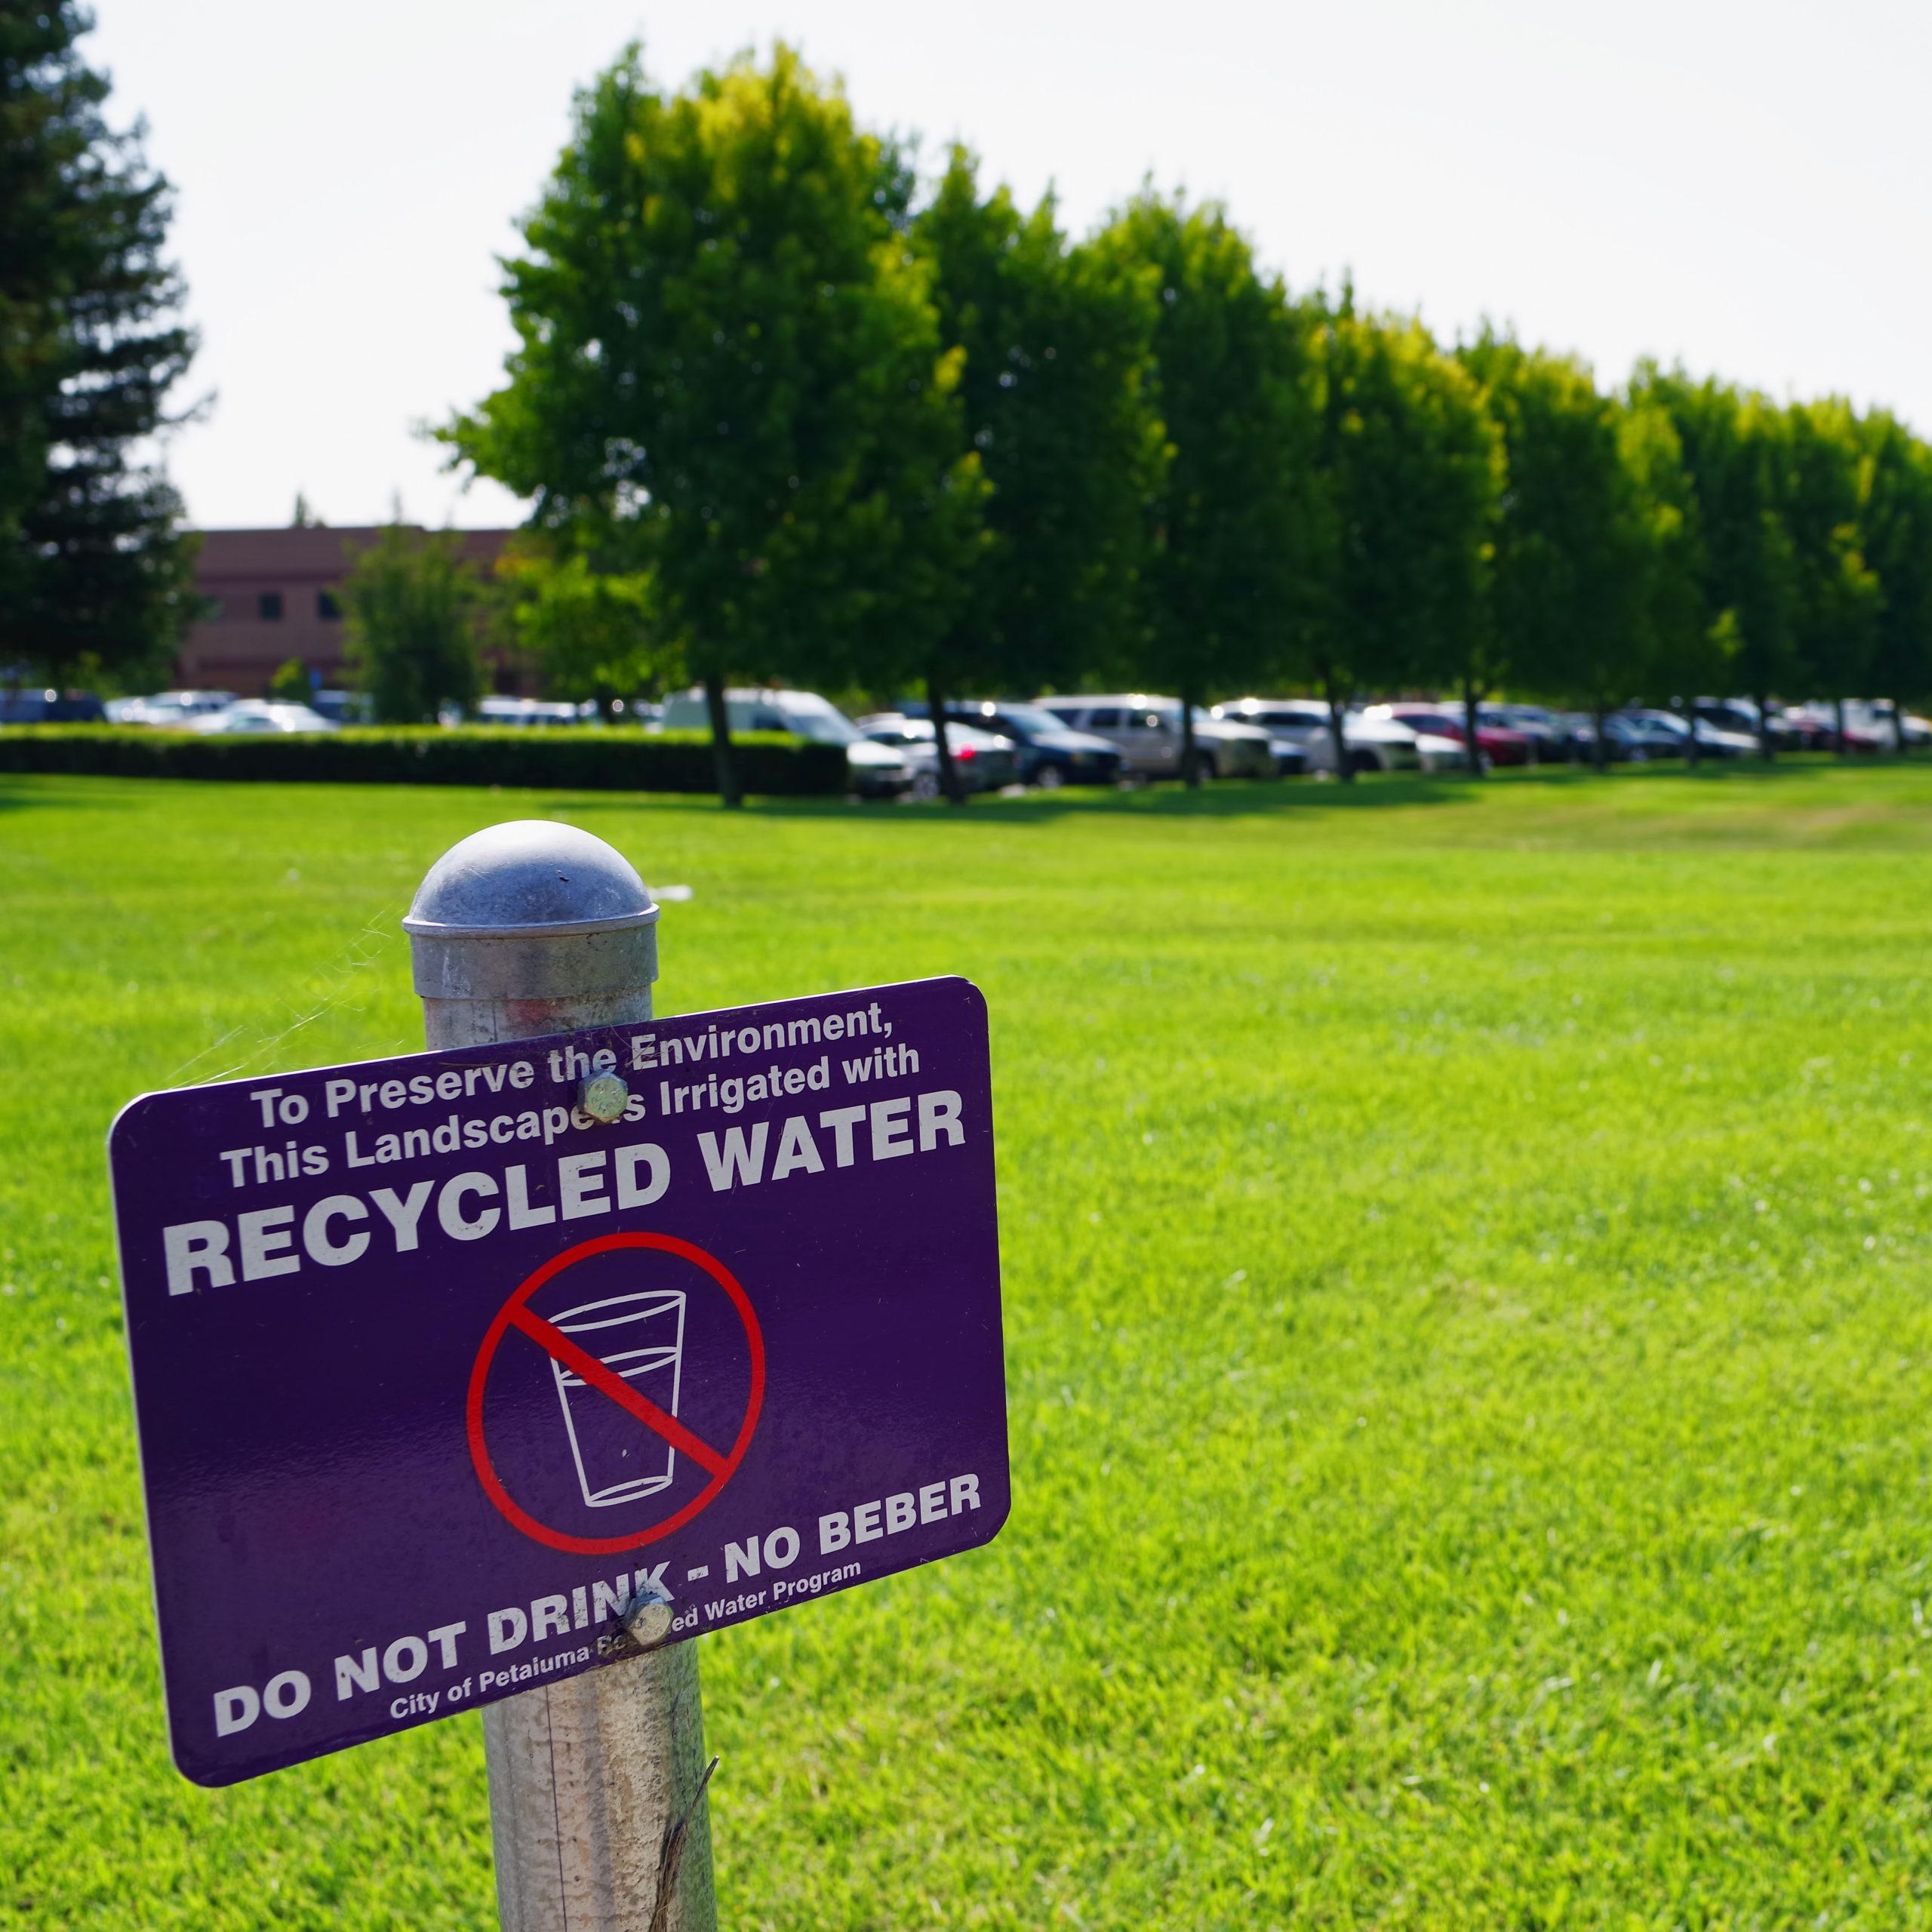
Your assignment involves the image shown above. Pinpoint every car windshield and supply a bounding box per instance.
[981,703,1062,734]
[779,702,862,746]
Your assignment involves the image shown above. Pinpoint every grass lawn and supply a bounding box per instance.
[8,761,1932,1927]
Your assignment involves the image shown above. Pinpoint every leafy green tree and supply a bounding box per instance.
[1354,321,1501,770]
[448,45,980,806]
[1632,368,1797,757]
[1781,398,1879,751]
[1457,334,1641,771]
[1860,411,1932,749]
[340,525,485,724]
[1089,192,1311,785]
[0,0,198,686]
[497,542,666,715]
[1295,306,1497,779]
[914,149,1161,786]
[1616,394,1727,764]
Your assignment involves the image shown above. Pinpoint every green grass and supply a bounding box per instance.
[8,761,1932,1927]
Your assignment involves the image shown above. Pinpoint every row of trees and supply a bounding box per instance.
[441,43,1932,800]
[10,20,1931,798]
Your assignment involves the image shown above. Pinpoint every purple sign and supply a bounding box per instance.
[109,976,1007,1786]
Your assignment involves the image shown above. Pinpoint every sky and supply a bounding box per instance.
[89,0,1932,532]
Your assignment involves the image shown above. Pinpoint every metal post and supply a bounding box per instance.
[403,819,718,1932]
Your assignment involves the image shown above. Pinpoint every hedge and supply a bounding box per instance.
[0,726,848,795]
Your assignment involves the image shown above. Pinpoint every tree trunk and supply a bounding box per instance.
[1462,676,1484,780]
[1321,667,1352,783]
[926,672,966,805]
[703,674,742,809]
[1684,700,1701,770]
[1894,701,1909,755]
[1180,684,1201,789]
[1592,697,1608,774]
[1834,695,1848,758]
[1754,691,1775,761]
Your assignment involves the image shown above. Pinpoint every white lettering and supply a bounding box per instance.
[918,1089,964,1150]
[615,1143,670,1208]
[214,1684,260,1736]
[558,1151,611,1220]
[870,1098,914,1161]
[302,1195,369,1267]
[164,1220,233,1296]
[263,1669,311,1719]
[699,1124,768,1191]
[438,1171,500,1241]
[334,1647,378,1699]
[238,1206,299,1281]
[370,1181,434,1252]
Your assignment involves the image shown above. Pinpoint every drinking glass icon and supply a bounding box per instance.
[549,1290,688,1509]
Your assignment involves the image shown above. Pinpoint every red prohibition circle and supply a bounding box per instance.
[466,1231,765,1556]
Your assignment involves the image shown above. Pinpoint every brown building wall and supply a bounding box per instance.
[179,527,512,697]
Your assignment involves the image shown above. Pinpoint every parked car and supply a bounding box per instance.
[104,688,234,727]
[1038,695,1275,779]
[855,715,1020,798]
[309,689,372,726]
[1480,703,1578,761]
[1844,699,1932,749]
[192,700,340,734]
[1214,698,1424,774]
[475,695,593,728]
[908,699,1124,788]
[1372,706,1535,768]
[1691,698,1818,750]
[0,687,108,724]
[1201,695,1414,774]
[1779,702,1891,753]
[1622,708,1758,759]
[660,687,912,797]
[1614,710,1690,759]
[1410,731,1472,772]
[1563,712,1660,761]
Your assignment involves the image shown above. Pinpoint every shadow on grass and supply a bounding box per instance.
[558,772,1487,825]
[555,758,1881,826]
[0,775,138,814]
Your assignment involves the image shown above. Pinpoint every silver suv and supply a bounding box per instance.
[1035,695,1275,779]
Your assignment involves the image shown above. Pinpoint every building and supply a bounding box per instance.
[178,526,514,695]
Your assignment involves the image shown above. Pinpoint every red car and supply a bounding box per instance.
[1383,709,1537,768]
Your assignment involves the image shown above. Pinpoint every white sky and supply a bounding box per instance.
[90,0,1932,532]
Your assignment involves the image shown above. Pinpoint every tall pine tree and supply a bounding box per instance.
[1,1,197,686]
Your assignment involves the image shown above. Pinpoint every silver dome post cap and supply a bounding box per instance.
[402,820,660,939]
[404,821,660,1007]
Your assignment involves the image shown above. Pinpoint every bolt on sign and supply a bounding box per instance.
[109,977,1008,1786]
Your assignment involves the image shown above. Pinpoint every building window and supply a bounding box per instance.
[258,591,284,620]
[317,590,340,620]
[202,595,226,620]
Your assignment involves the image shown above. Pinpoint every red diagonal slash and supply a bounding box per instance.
[507,1303,728,1478]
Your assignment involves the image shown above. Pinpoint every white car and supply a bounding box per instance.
[192,700,339,734]
[659,687,911,798]
[1035,695,1275,779]
[1214,699,1425,774]
[1842,699,1932,748]
[475,696,592,727]
[855,715,1021,798]
[110,689,237,727]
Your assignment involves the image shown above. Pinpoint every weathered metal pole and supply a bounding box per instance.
[403,819,717,1932]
